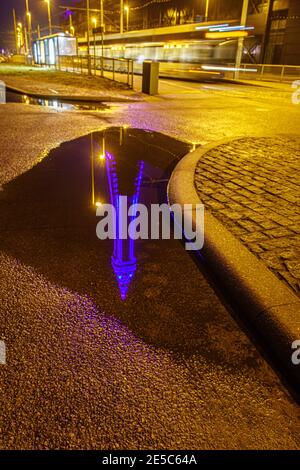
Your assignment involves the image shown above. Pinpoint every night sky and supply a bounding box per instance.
[0,1,54,37]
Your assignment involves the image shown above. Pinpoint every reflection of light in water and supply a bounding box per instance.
[9,92,108,111]
[112,257,137,302]
[106,151,144,301]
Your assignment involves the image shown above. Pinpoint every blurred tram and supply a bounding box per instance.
[78,21,253,80]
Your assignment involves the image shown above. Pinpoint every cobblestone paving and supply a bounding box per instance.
[195,137,300,295]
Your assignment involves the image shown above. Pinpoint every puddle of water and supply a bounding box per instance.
[0,127,192,302]
[0,128,239,357]
[6,90,108,111]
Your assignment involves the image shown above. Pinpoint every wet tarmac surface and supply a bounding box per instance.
[6,90,108,111]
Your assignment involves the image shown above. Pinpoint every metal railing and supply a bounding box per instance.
[56,55,134,88]
[226,63,300,84]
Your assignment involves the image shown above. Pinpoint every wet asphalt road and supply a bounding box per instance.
[0,81,300,449]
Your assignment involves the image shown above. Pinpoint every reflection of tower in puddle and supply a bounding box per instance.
[107,152,144,300]
[92,129,144,300]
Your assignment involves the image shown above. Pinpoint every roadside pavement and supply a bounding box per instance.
[194,136,300,295]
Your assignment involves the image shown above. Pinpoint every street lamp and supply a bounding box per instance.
[26,12,31,29]
[16,22,24,54]
[99,1,105,77]
[120,0,124,34]
[124,5,130,31]
[205,0,209,22]
[26,11,32,54]
[100,0,104,29]
[235,0,249,78]
[45,0,52,35]
[86,0,92,75]
[13,9,18,53]
[69,14,75,36]
[24,0,32,54]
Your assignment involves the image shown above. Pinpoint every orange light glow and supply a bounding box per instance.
[205,31,248,39]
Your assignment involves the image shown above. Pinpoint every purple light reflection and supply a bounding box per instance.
[105,151,144,301]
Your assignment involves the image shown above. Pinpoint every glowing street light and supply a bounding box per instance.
[45,0,52,35]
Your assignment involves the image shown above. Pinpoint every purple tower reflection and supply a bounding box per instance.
[105,151,144,301]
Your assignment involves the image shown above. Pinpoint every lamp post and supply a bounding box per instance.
[45,0,52,35]
[124,5,129,31]
[25,0,32,55]
[100,0,105,76]
[120,0,124,34]
[17,22,24,53]
[69,14,75,36]
[100,0,104,28]
[260,0,274,64]
[235,0,249,79]
[86,0,92,75]
[26,12,32,55]
[205,0,209,22]
[13,9,18,53]
[24,25,28,54]
[92,17,97,73]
